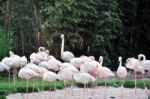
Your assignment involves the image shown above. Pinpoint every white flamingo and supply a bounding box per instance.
[74,72,96,99]
[117,56,127,98]
[60,34,75,62]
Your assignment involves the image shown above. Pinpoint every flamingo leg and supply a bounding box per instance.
[83,83,86,99]
[134,71,137,94]
[104,78,107,99]
[42,79,44,94]
[32,78,34,95]
[8,71,10,86]
[120,78,124,99]
[26,79,29,99]
[141,74,148,94]
[13,67,16,86]
[49,86,51,99]
[92,81,97,95]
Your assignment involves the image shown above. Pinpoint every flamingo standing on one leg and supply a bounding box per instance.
[117,56,127,98]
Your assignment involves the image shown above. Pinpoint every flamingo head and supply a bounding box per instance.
[38,46,46,52]
[118,56,122,62]
[99,56,103,62]
[9,51,14,56]
[61,34,64,38]
[138,54,146,61]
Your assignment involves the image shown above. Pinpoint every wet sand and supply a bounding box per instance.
[6,87,149,99]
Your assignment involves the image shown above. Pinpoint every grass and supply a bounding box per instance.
[0,74,150,98]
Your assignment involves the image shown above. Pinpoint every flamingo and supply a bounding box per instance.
[47,58,62,71]
[70,57,84,69]
[97,56,114,98]
[43,71,59,98]
[0,62,10,72]
[138,54,150,93]
[126,57,145,94]
[18,68,39,99]
[20,56,28,68]
[117,56,127,98]
[80,60,101,77]
[60,34,75,62]
[24,62,46,94]
[0,61,10,80]
[59,62,75,71]
[58,66,79,96]
[1,57,14,82]
[138,54,150,71]
[74,72,96,99]
[9,51,21,85]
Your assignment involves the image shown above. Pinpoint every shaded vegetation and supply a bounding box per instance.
[0,0,150,69]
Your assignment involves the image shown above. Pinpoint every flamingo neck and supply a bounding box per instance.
[141,55,146,61]
[119,60,122,67]
[61,37,64,55]
[100,58,103,66]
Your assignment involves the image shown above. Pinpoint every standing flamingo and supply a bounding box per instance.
[138,54,150,93]
[74,72,96,99]
[117,56,127,98]
[18,68,39,99]
[60,34,75,62]
[43,71,59,98]
[126,57,145,94]
[97,56,114,99]
[1,57,14,82]
[0,62,10,73]
[9,51,21,85]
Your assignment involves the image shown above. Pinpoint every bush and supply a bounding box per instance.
[0,95,6,99]
[0,26,13,60]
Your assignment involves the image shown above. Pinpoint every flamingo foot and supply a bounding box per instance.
[144,87,148,94]
[134,88,137,94]
[120,93,124,99]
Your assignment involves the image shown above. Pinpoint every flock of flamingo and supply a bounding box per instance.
[0,34,150,99]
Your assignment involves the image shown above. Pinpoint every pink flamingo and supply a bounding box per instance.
[9,51,21,86]
[18,68,39,99]
[74,72,96,99]
[126,57,145,94]
[97,56,114,99]
[117,56,127,98]
[43,71,59,98]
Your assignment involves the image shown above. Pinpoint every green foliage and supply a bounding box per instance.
[0,95,6,99]
[43,0,123,66]
[0,26,13,59]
